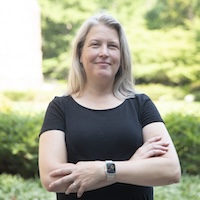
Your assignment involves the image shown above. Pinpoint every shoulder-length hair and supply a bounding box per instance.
[67,13,135,100]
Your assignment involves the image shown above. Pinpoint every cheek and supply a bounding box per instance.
[114,54,121,67]
[81,48,91,60]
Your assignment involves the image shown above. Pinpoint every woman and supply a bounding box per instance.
[39,13,181,200]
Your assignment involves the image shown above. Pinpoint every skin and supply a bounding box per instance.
[80,24,120,83]
[39,24,181,198]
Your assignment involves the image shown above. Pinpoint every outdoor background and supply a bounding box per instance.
[0,0,200,199]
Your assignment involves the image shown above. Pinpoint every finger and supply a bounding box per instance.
[151,149,168,157]
[154,142,169,149]
[147,143,169,153]
[77,186,85,198]
[49,175,73,189]
[159,142,170,147]
[65,182,79,195]
[50,168,72,177]
[143,142,169,156]
[147,136,162,143]
[155,140,170,145]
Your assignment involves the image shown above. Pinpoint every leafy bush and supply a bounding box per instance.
[0,173,199,200]
[3,90,36,101]
[154,175,200,199]
[0,110,44,178]
[164,112,200,175]
[133,28,200,86]
[145,0,199,29]
[189,81,200,101]
[136,84,185,101]
[0,173,55,200]
[0,102,199,178]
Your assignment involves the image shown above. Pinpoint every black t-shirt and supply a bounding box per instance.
[40,93,163,200]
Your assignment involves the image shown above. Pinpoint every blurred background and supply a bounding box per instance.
[0,0,200,199]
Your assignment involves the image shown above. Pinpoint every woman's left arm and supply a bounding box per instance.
[115,122,181,186]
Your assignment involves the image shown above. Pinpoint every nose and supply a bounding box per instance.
[99,45,109,57]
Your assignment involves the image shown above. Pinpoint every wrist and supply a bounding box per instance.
[105,160,116,181]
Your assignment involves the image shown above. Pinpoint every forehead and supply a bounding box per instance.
[85,24,119,42]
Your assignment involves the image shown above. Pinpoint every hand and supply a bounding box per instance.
[130,136,169,161]
[49,161,106,198]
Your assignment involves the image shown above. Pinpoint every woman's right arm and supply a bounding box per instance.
[39,130,75,192]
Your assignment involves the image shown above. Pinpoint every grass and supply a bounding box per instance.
[0,174,55,200]
[0,174,199,200]
[154,175,200,199]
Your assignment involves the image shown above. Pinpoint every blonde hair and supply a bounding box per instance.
[67,13,135,99]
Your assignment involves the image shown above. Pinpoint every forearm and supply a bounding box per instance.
[40,162,75,192]
[115,157,181,186]
[48,160,115,196]
[46,156,180,198]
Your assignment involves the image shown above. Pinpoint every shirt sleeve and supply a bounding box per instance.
[39,97,66,135]
[136,94,164,128]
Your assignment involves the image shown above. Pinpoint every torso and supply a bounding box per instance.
[40,93,164,200]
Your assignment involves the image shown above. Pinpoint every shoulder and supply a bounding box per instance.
[134,93,151,102]
[46,95,73,112]
[50,95,71,105]
[126,93,151,105]
[132,92,157,112]
[127,93,163,127]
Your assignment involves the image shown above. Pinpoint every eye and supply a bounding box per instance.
[108,43,119,49]
[91,42,99,48]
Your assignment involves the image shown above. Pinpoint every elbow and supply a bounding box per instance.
[40,175,55,192]
[167,162,181,184]
[43,182,54,192]
[171,168,181,184]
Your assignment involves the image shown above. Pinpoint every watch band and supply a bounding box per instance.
[105,160,116,181]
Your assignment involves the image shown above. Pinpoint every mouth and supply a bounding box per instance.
[95,62,111,65]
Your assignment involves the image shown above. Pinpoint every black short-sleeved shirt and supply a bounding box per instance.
[40,93,163,200]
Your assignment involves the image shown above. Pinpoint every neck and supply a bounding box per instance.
[72,81,123,110]
[83,81,114,97]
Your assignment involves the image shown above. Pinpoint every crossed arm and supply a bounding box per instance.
[38,122,181,198]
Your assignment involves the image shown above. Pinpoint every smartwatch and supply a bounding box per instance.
[105,160,116,181]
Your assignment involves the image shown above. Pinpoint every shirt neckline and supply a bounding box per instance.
[70,95,126,111]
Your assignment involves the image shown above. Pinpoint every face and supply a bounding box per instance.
[80,24,121,83]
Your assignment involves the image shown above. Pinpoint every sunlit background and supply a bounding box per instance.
[0,0,200,199]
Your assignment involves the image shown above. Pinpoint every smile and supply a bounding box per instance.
[96,62,111,65]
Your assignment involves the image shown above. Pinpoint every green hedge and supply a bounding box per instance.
[0,110,199,178]
[0,173,200,200]
[0,111,43,178]
[0,173,55,200]
[165,113,200,175]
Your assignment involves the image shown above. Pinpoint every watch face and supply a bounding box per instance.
[107,163,116,173]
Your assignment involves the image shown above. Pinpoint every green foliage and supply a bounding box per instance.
[154,175,200,199]
[38,0,99,79]
[0,174,54,200]
[0,110,43,178]
[132,27,200,87]
[164,113,200,175]
[0,174,199,199]
[0,86,200,178]
[3,90,36,101]
[136,84,185,101]
[189,81,200,101]
[145,0,200,29]
[0,107,200,177]
[37,0,200,90]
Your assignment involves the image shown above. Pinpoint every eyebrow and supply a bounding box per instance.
[89,39,119,44]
